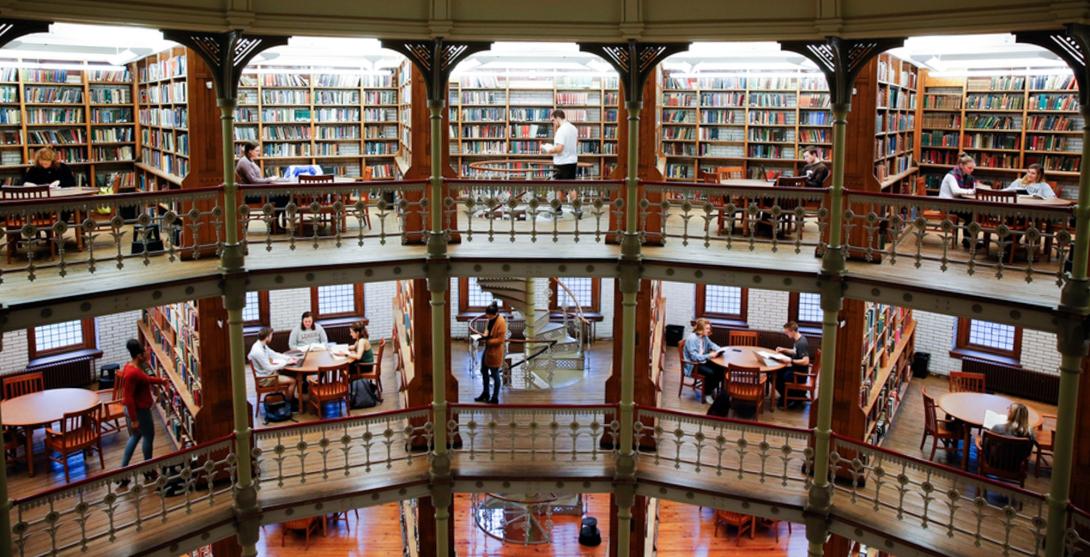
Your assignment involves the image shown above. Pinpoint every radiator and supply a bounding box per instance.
[961,357,1059,405]
[23,354,98,390]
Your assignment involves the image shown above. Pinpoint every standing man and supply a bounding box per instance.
[118,339,170,477]
[542,109,579,215]
[775,321,811,407]
[475,302,507,404]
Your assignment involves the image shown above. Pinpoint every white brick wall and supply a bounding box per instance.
[269,288,312,331]
[364,282,397,340]
[1019,329,1061,374]
[0,330,29,372]
[907,311,1061,376]
[0,311,141,375]
[662,281,695,329]
[748,289,789,331]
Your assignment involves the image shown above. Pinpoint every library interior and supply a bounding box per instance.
[0,11,1088,557]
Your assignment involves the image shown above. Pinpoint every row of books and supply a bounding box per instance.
[749,128,795,143]
[701,109,745,124]
[748,145,796,159]
[1029,75,1076,90]
[0,130,20,144]
[27,108,84,124]
[700,92,745,107]
[1029,94,1078,112]
[701,127,745,142]
[965,93,1023,110]
[1026,114,1083,131]
[141,128,178,152]
[662,142,695,156]
[920,130,958,147]
[972,152,1020,168]
[461,124,506,138]
[262,142,311,157]
[923,93,961,110]
[965,114,1022,130]
[749,111,797,125]
[1025,134,1081,152]
[93,145,134,161]
[142,82,186,104]
[140,55,187,83]
[1026,154,1082,172]
[875,113,914,133]
[23,69,83,84]
[923,113,960,129]
[94,107,133,124]
[313,142,360,156]
[701,144,745,158]
[24,86,83,103]
[920,148,960,165]
[556,92,601,105]
[89,86,132,105]
[91,126,134,143]
[262,90,311,105]
[875,60,917,89]
[966,76,1024,91]
[28,128,85,144]
[139,107,187,129]
[749,93,797,108]
[878,86,916,110]
[263,125,312,140]
[875,154,913,180]
[963,132,1020,150]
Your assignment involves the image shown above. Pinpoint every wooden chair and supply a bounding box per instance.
[1034,413,1056,478]
[920,388,961,461]
[2,185,55,264]
[250,359,292,420]
[294,174,339,233]
[916,178,957,236]
[977,429,1034,488]
[351,338,385,403]
[358,166,374,229]
[757,517,793,543]
[726,363,766,416]
[45,405,104,482]
[99,376,126,434]
[307,362,350,418]
[948,371,986,393]
[4,429,24,469]
[676,339,704,399]
[774,176,808,188]
[974,189,1026,263]
[714,166,746,234]
[782,348,820,409]
[280,516,321,549]
[713,510,755,545]
[715,166,745,182]
[727,330,758,347]
[3,372,44,399]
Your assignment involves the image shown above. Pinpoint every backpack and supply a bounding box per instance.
[706,391,732,418]
[263,392,294,424]
[578,517,601,546]
[349,378,379,409]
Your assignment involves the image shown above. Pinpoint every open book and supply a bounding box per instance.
[983,409,1007,430]
[757,350,791,363]
[24,180,61,188]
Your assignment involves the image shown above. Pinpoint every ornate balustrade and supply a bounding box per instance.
[448,403,618,467]
[842,190,1074,287]
[829,434,1048,557]
[9,434,236,557]
[444,179,624,245]
[1066,504,1090,556]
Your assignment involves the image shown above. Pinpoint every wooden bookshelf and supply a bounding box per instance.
[0,64,137,189]
[233,68,402,180]
[396,59,413,176]
[134,46,192,189]
[448,73,619,179]
[137,298,232,449]
[656,71,833,181]
[919,71,1083,193]
[873,53,919,189]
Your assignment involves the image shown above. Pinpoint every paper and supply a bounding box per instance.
[983,409,1007,430]
[307,342,327,351]
[758,350,791,362]
[541,143,554,152]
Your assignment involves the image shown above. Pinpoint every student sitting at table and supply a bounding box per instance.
[801,146,829,188]
[236,142,289,228]
[939,152,979,248]
[22,147,76,187]
[248,327,298,404]
[774,321,810,408]
[989,403,1036,442]
[288,311,329,350]
[345,321,377,397]
[1003,163,1055,199]
[683,318,728,405]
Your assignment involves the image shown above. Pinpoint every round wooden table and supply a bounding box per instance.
[1,388,100,476]
[937,392,1042,469]
[282,347,351,407]
[1015,195,1074,207]
[710,346,789,411]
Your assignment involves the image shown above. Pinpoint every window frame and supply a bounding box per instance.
[457,277,509,320]
[694,284,748,325]
[242,291,271,328]
[788,292,824,332]
[549,278,601,314]
[27,318,97,359]
[952,318,1022,365]
[309,284,365,322]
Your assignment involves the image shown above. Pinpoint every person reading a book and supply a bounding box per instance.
[22,147,76,187]
[1003,163,1055,199]
[774,321,811,408]
[801,146,828,188]
[939,152,979,248]
[541,109,579,215]
[248,327,298,403]
[475,302,506,404]
[982,403,1037,467]
[288,311,329,350]
[344,321,377,400]
[683,318,728,404]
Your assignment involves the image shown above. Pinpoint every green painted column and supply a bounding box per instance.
[0,404,10,557]
[1043,102,1090,557]
[805,101,850,557]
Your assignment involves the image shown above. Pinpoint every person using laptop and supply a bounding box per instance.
[683,318,728,404]
[248,327,298,406]
[775,321,811,408]
[1003,163,1055,199]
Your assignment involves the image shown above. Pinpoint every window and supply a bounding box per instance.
[309,284,365,321]
[242,291,270,327]
[695,284,748,323]
[27,319,96,358]
[550,277,600,313]
[788,292,823,327]
[954,318,1022,362]
[457,277,508,317]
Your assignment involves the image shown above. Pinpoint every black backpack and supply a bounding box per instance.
[263,392,294,424]
[578,517,601,546]
[349,378,379,409]
[706,391,732,418]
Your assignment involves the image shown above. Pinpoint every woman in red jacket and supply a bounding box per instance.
[119,339,169,468]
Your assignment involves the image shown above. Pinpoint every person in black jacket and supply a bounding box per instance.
[801,146,828,188]
[22,147,76,187]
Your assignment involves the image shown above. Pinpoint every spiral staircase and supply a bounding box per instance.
[473,277,588,390]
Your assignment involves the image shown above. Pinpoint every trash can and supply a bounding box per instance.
[665,325,686,346]
[911,352,931,378]
[99,363,121,390]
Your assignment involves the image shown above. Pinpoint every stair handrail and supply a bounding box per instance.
[505,338,559,387]
[552,278,591,353]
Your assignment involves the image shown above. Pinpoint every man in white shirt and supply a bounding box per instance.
[543,109,579,179]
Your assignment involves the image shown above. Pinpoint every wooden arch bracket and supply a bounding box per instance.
[162,29,288,101]
[1016,25,1090,108]
[781,37,905,106]
[0,18,50,49]
[580,40,688,102]
[381,38,491,102]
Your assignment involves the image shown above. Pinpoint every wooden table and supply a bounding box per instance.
[282,347,350,407]
[710,346,789,410]
[1,388,100,476]
[719,178,775,187]
[937,392,1043,469]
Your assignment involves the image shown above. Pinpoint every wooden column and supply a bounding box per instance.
[401,64,457,244]
[403,278,455,408]
[610,76,665,244]
[1070,357,1090,512]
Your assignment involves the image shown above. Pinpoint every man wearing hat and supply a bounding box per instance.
[475,302,507,404]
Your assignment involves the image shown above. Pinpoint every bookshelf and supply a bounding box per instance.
[919,71,1083,193]
[137,297,232,449]
[858,303,915,445]
[656,72,833,181]
[232,67,401,180]
[447,73,619,178]
[0,64,137,190]
[872,54,918,188]
[397,59,413,176]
